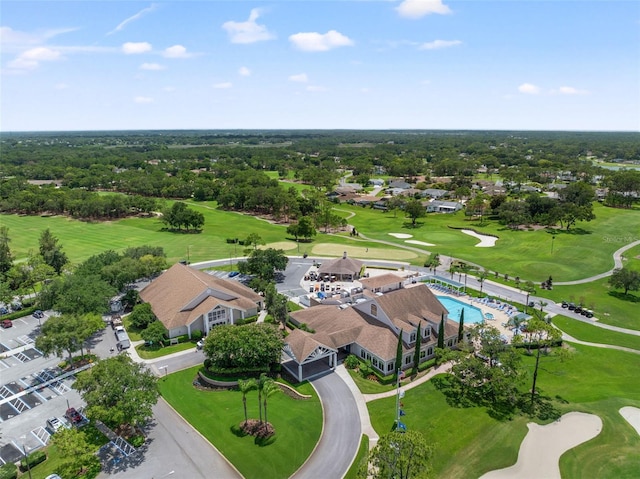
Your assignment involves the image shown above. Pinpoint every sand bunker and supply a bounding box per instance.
[461,229,498,247]
[620,406,640,436]
[480,412,602,479]
[405,240,435,247]
[388,233,413,239]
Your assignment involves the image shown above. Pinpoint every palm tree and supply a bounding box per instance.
[238,378,256,426]
[262,380,280,426]
[477,269,488,293]
[257,373,269,424]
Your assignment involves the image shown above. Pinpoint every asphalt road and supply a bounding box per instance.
[291,372,362,479]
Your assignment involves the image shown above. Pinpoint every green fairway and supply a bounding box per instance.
[552,315,640,350]
[367,343,640,478]
[541,278,640,330]
[342,202,640,282]
[159,366,323,479]
[2,205,409,265]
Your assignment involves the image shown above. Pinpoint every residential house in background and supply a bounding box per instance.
[425,200,464,213]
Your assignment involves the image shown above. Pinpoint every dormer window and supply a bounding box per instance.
[370,304,377,316]
[410,332,417,342]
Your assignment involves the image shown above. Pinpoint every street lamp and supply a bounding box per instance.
[13,438,33,479]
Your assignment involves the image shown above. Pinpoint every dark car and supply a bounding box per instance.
[0,306,8,315]
[33,310,45,319]
[65,407,83,425]
[561,301,569,308]
[568,302,576,310]
[228,271,239,278]
[1,319,12,329]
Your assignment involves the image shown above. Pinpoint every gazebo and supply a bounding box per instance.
[317,252,364,281]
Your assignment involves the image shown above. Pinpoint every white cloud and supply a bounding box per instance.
[213,82,233,89]
[419,39,462,50]
[222,8,275,44]
[238,66,251,76]
[8,46,62,71]
[134,96,154,103]
[289,30,354,52]
[162,45,191,58]
[140,62,165,71]
[518,83,541,95]
[396,0,452,19]
[307,85,328,92]
[108,4,158,35]
[122,42,152,54]
[556,86,589,95]
[0,27,78,52]
[289,73,309,83]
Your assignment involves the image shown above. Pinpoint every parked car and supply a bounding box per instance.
[65,407,83,425]
[33,310,45,319]
[0,306,8,315]
[11,301,22,311]
[228,271,239,278]
[1,319,12,329]
[567,302,576,310]
[45,475,62,479]
[561,301,569,308]
[196,339,204,350]
[46,417,65,433]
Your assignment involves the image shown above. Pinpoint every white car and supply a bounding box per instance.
[196,340,204,350]
[46,417,65,433]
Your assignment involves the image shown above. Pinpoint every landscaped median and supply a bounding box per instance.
[158,366,323,479]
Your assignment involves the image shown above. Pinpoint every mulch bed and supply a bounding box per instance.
[240,419,275,438]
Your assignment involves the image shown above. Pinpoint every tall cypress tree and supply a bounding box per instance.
[395,332,404,377]
[437,314,445,349]
[412,322,422,375]
[457,309,465,343]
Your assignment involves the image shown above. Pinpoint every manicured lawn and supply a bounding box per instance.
[367,343,640,478]
[344,435,369,479]
[158,366,323,479]
[135,341,195,359]
[342,202,640,282]
[3,204,409,266]
[541,278,640,330]
[552,315,640,351]
[347,369,396,394]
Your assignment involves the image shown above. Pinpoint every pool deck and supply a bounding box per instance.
[432,289,514,340]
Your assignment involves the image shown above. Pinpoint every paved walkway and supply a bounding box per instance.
[363,362,453,402]
[555,239,640,285]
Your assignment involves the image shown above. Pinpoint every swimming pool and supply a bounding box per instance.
[436,296,485,324]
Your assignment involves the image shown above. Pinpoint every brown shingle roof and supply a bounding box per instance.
[139,263,262,330]
[318,254,363,276]
[360,273,404,290]
[374,284,448,331]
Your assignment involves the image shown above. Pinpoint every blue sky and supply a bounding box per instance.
[1,1,639,132]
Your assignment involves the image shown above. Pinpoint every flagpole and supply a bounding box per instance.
[396,368,400,426]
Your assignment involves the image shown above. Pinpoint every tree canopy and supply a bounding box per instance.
[35,313,104,365]
[73,354,159,429]
[203,323,283,371]
[608,267,640,296]
[361,430,432,479]
[238,247,288,281]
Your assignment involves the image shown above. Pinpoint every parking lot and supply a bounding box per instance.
[0,313,87,465]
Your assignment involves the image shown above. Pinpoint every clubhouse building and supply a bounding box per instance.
[139,263,263,339]
[284,275,459,381]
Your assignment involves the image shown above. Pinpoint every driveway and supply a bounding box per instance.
[97,398,241,479]
[291,371,361,479]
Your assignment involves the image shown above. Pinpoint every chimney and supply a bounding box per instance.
[343,251,347,259]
